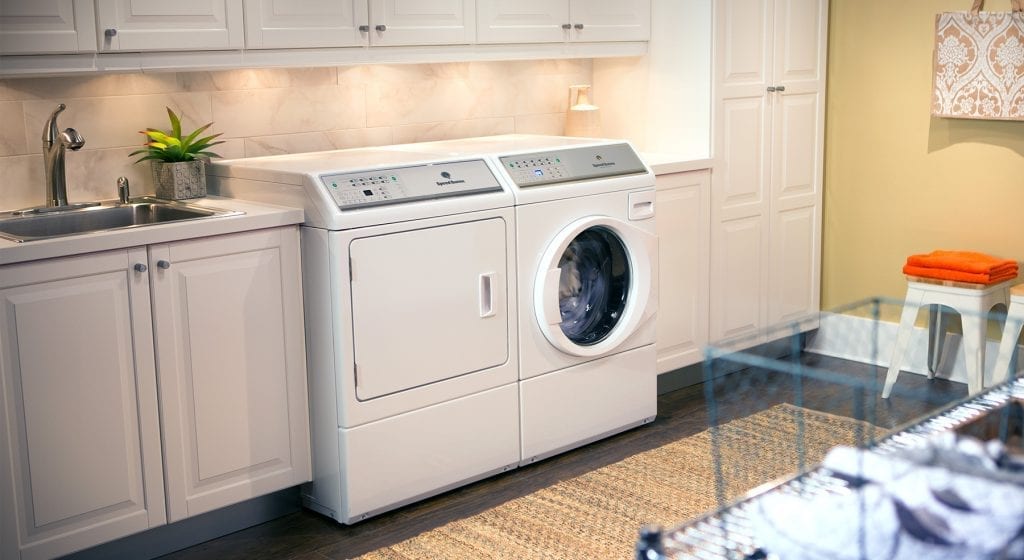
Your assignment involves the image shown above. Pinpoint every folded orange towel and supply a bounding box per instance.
[903,264,1018,285]
[905,250,1018,275]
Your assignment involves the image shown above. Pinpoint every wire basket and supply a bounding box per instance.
[636,297,1024,560]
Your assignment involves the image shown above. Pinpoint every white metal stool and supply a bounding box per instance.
[991,284,1024,385]
[882,276,1014,398]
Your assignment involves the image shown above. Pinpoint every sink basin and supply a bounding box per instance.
[0,199,243,243]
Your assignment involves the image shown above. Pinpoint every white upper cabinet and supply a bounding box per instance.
[476,0,568,43]
[369,0,475,46]
[477,0,649,44]
[95,0,244,51]
[244,0,365,48]
[1,0,648,74]
[0,0,98,54]
[244,0,473,49]
[568,0,650,42]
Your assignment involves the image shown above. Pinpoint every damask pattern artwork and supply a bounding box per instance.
[933,10,1024,120]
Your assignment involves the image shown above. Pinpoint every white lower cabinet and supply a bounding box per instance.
[0,226,309,559]
[654,169,710,373]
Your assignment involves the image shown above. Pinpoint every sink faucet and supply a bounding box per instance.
[42,104,85,207]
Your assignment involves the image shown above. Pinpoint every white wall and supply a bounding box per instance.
[594,0,712,157]
[0,60,592,212]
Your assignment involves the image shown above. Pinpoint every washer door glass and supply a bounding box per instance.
[557,226,630,345]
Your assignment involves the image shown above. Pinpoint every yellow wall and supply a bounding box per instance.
[823,0,1024,308]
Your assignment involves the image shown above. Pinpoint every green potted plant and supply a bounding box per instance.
[130,107,224,200]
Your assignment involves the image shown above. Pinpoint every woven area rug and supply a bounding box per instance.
[356,404,880,560]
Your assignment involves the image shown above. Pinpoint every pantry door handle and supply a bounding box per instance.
[562,23,572,30]
[574,23,584,30]
[775,85,786,92]
[479,272,496,318]
[767,86,777,92]
[375,24,387,32]
[359,25,369,32]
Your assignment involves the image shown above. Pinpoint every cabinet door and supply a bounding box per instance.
[0,0,97,54]
[150,227,309,522]
[655,170,710,373]
[476,0,569,44]
[710,0,772,341]
[369,0,474,46]
[243,0,366,48]
[95,0,243,51]
[766,0,826,326]
[0,249,165,560]
[569,0,649,42]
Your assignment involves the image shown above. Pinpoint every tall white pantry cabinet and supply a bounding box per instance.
[710,0,828,342]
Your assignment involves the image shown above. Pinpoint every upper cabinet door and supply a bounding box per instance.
[244,0,366,48]
[95,0,243,51]
[773,0,827,90]
[369,0,475,46]
[0,0,97,54]
[477,0,569,44]
[569,0,650,42]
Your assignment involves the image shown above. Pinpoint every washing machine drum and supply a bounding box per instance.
[557,227,629,345]
[535,216,656,357]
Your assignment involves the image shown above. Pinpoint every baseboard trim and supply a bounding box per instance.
[804,311,1019,388]
[64,487,302,560]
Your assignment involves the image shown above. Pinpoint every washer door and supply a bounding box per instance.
[534,216,656,357]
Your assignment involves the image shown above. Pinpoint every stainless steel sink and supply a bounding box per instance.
[0,199,243,243]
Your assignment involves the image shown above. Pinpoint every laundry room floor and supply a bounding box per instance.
[158,354,966,560]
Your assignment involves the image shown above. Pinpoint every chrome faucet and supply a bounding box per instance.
[42,104,85,207]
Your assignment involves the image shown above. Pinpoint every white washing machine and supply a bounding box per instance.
[207,148,520,524]
[397,135,660,463]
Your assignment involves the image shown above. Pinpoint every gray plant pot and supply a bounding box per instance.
[152,160,207,200]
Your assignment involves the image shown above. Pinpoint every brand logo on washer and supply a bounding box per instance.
[436,170,466,186]
[591,154,616,168]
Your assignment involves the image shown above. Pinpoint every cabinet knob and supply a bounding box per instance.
[157,260,171,270]
[104,28,117,38]
[562,23,572,30]
[574,23,584,30]
[767,86,776,92]
[375,24,387,32]
[358,24,369,32]
[134,263,147,273]
[775,85,786,92]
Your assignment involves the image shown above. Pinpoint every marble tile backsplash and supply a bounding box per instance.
[0,59,591,211]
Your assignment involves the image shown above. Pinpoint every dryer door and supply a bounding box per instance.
[349,218,509,401]
[534,216,656,357]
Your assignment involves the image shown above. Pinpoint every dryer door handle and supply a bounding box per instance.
[479,272,496,318]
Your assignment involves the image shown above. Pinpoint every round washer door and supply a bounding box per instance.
[534,216,656,357]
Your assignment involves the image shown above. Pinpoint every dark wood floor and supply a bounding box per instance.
[157,354,966,560]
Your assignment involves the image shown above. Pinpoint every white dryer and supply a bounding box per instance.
[208,149,519,524]
[397,135,660,463]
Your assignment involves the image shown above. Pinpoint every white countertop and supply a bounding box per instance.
[640,152,713,175]
[0,197,304,266]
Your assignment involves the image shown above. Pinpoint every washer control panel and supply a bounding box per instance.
[320,159,502,210]
[499,143,647,188]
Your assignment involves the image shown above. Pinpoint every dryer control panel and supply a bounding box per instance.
[499,143,647,188]
[320,159,502,210]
